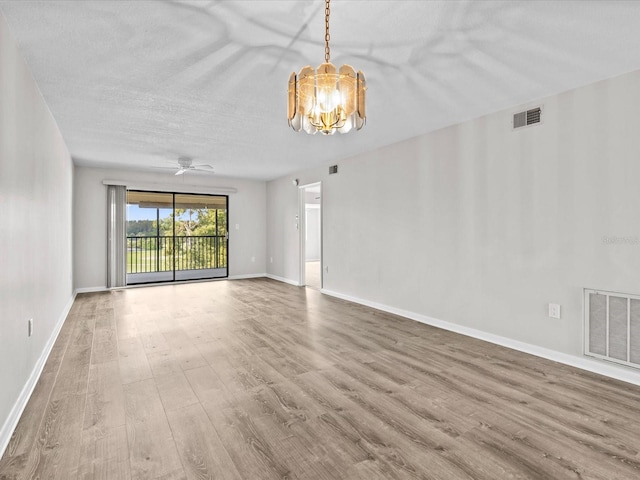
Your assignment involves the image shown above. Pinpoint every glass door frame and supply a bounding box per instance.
[125,190,229,285]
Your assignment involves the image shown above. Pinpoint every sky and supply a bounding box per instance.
[126,205,215,222]
[126,204,172,222]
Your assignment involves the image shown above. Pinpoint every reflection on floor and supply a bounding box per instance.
[305,260,321,289]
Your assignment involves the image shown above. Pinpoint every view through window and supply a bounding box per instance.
[126,191,228,284]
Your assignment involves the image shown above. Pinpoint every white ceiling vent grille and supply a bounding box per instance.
[513,107,542,129]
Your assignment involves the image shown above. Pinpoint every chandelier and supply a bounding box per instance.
[287,0,366,135]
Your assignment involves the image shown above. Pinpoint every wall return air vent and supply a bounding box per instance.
[513,107,542,129]
[585,289,640,370]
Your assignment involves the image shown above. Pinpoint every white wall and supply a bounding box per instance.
[267,176,303,282]
[267,68,640,370]
[0,12,74,451]
[74,166,267,290]
[305,207,321,261]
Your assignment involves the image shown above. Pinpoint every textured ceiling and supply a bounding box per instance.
[2,1,640,180]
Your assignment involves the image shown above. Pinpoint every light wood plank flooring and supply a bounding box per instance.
[2,278,640,479]
[305,261,321,290]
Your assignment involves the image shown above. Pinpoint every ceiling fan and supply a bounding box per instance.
[165,156,214,175]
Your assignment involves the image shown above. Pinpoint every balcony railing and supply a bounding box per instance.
[127,235,227,274]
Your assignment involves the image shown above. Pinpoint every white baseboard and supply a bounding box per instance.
[75,286,108,294]
[0,291,77,459]
[265,273,301,287]
[321,288,640,387]
[228,273,266,280]
[76,277,268,291]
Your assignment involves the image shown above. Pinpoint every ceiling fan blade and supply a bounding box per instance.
[193,164,213,169]
[175,169,186,176]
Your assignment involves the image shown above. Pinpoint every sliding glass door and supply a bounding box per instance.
[173,194,228,281]
[126,191,228,285]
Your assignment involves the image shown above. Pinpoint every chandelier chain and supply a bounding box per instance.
[324,0,331,63]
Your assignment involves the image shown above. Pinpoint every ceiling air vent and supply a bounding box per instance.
[513,107,542,129]
[329,165,338,175]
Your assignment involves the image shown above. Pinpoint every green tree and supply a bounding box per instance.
[156,208,228,269]
[126,219,155,236]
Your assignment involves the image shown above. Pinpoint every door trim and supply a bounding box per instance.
[298,182,322,288]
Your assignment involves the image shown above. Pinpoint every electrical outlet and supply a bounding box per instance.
[251,256,255,263]
[28,318,33,337]
[548,303,561,319]
[270,257,273,263]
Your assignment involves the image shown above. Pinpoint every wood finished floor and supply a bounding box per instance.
[2,278,640,479]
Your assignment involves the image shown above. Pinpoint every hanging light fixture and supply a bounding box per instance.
[288,0,366,135]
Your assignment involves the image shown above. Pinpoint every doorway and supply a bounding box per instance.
[125,191,228,284]
[300,183,322,289]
